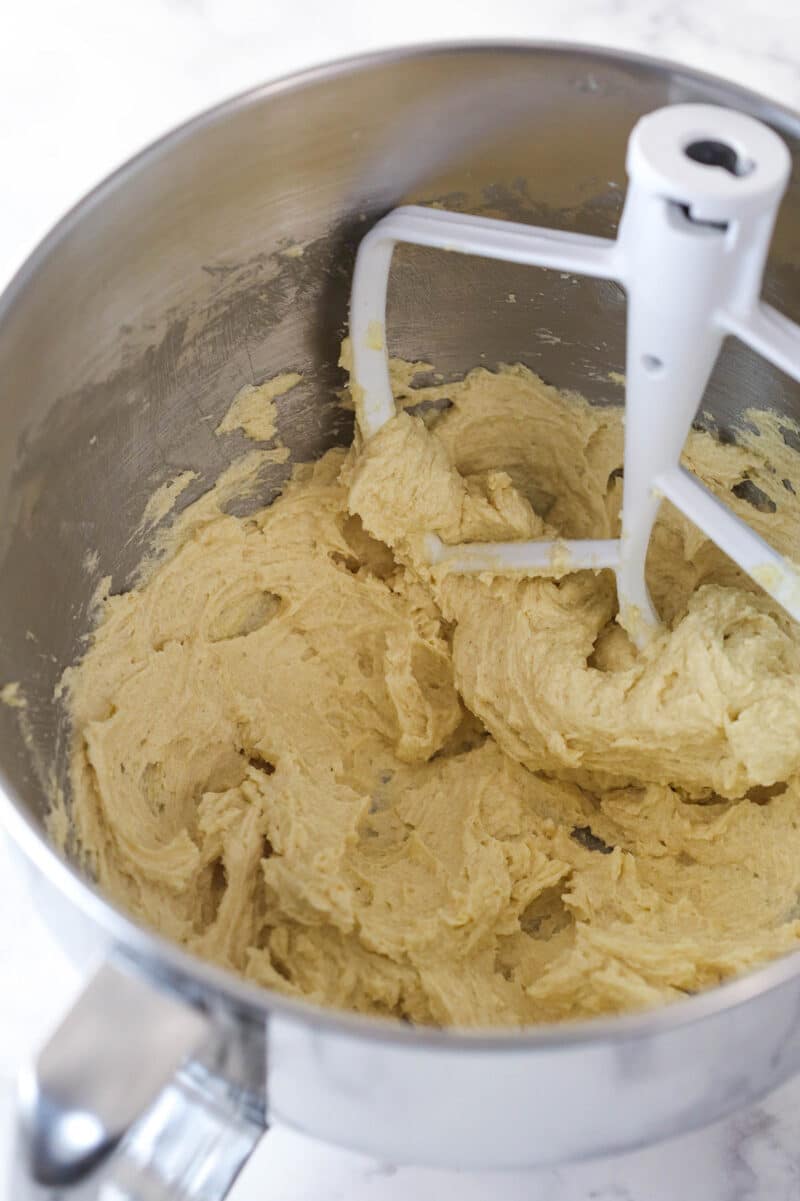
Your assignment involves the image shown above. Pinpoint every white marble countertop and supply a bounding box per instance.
[3,2,800,1198]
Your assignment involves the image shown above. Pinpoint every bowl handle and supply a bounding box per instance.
[10,959,267,1199]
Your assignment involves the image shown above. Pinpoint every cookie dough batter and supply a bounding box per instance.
[64,359,800,1026]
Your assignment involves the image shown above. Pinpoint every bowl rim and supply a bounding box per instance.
[3,36,800,1050]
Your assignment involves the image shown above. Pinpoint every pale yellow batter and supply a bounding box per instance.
[63,358,800,1026]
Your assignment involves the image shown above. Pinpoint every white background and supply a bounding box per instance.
[3,2,800,1198]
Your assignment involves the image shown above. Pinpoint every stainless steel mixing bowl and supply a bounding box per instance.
[4,42,800,1200]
